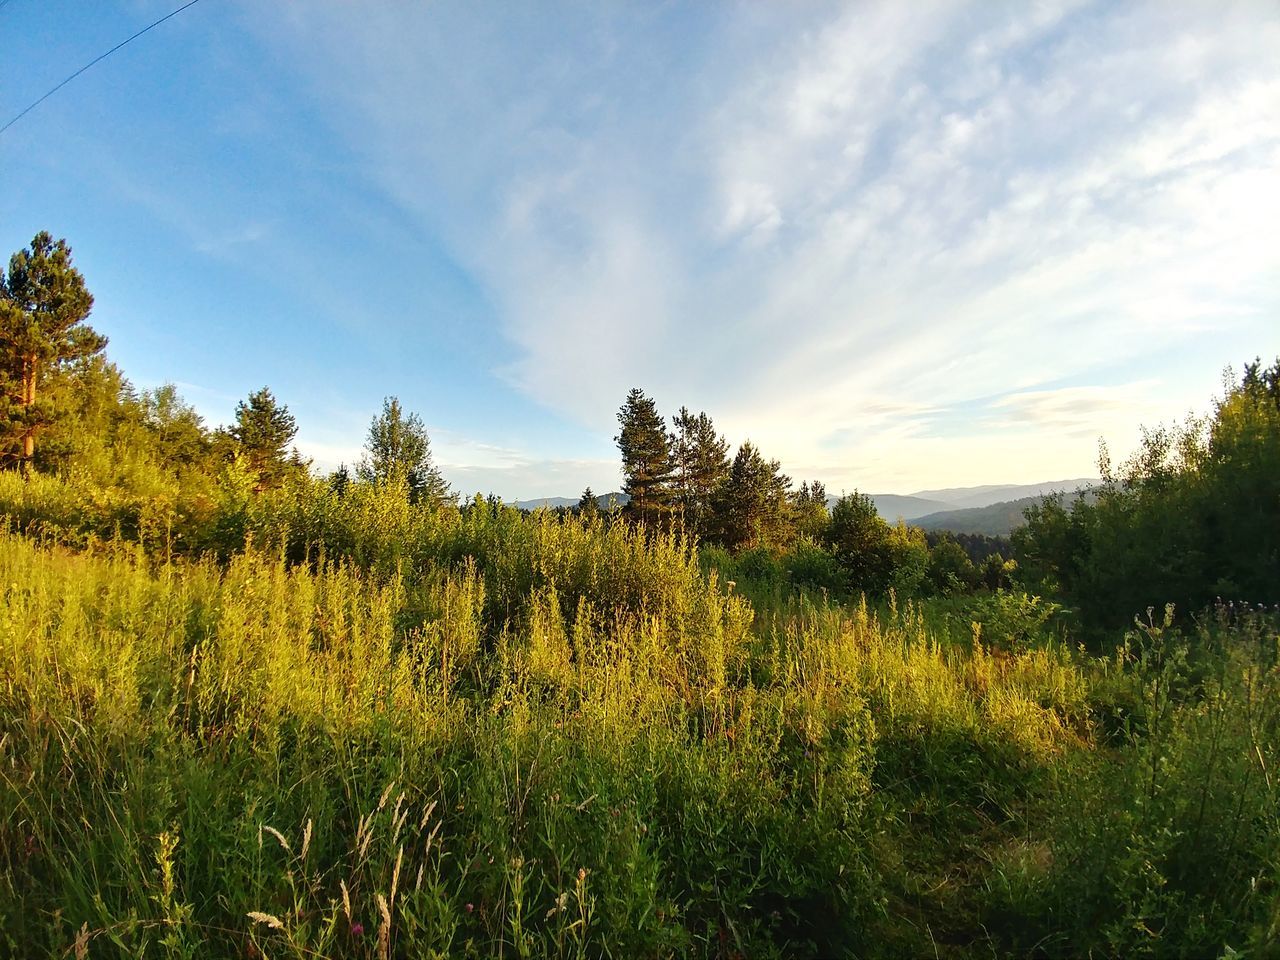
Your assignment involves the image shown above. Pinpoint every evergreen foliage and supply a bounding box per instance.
[615,387,674,524]
[0,231,105,472]
[670,406,730,536]
[230,386,300,489]
[711,441,792,550]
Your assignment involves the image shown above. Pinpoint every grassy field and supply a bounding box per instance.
[1,498,1277,957]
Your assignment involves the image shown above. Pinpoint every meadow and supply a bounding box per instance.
[1,477,1276,959]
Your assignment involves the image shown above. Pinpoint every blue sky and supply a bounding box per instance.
[3,1,1277,498]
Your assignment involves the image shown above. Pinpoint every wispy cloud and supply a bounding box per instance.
[243,0,1280,492]
[991,381,1165,438]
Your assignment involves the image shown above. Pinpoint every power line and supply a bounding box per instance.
[1,0,206,136]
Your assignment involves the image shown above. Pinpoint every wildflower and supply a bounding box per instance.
[465,902,474,913]
[350,921,364,937]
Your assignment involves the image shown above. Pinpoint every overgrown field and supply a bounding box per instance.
[1,500,1277,958]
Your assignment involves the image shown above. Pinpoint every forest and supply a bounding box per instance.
[2,231,1278,958]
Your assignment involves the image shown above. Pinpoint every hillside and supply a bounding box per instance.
[913,494,1050,536]
[512,482,1096,523]
[513,492,630,511]
[916,486,1097,536]
[864,493,952,521]
[907,478,1097,511]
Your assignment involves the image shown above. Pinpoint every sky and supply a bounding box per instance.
[2,0,1278,499]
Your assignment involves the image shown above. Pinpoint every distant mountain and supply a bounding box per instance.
[821,479,1097,523]
[915,486,1097,536]
[512,492,629,512]
[512,497,577,510]
[907,478,1096,511]
[510,479,1098,530]
[826,494,953,522]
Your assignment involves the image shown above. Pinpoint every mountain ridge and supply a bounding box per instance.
[510,479,1098,525]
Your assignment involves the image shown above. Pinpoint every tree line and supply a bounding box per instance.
[610,386,1021,597]
[6,229,1275,630]
[1,231,452,505]
[0,229,1037,602]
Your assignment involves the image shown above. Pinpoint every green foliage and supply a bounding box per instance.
[790,480,830,541]
[828,491,895,594]
[0,530,1096,958]
[139,383,211,468]
[670,406,729,537]
[357,396,450,505]
[230,386,302,490]
[710,441,792,551]
[989,609,1280,957]
[0,231,106,470]
[2,234,1277,957]
[615,387,674,525]
[928,537,979,595]
[1016,359,1280,634]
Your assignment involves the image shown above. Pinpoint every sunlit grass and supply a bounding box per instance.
[0,479,1276,957]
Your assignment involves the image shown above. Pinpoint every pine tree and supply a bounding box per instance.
[578,486,599,516]
[0,231,105,472]
[671,406,730,536]
[711,441,792,550]
[329,463,352,497]
[231,386,298,489]
[791,480,830,540]
[357,396,450,504]
[615,387,674,524]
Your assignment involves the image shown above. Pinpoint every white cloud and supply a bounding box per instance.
[992,382,1165,438]
[244,0,1280,493]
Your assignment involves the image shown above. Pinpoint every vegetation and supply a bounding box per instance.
[1016,359,1280,636]
[358,397,451,506]
[1,232,1278,957]
[0,231,104,473]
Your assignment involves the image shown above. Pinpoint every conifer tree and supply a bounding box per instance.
[358,396,449,504]
[578,486,599,516]
[230,386,298,489]
[615,387,674,524]
[0,231,105,472]
[330,463,352,498]
[711,441,792,549]
[791,480,831,540]
[671,406,730,536]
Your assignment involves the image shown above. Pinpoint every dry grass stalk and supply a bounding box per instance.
[260,825,291,855]
[376,892,392,960]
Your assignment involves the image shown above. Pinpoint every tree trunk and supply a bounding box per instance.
[20,354,36,476]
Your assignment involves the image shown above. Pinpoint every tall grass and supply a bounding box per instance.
[1,471,1277,956]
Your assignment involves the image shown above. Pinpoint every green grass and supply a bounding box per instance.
[0,483,1277,957]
